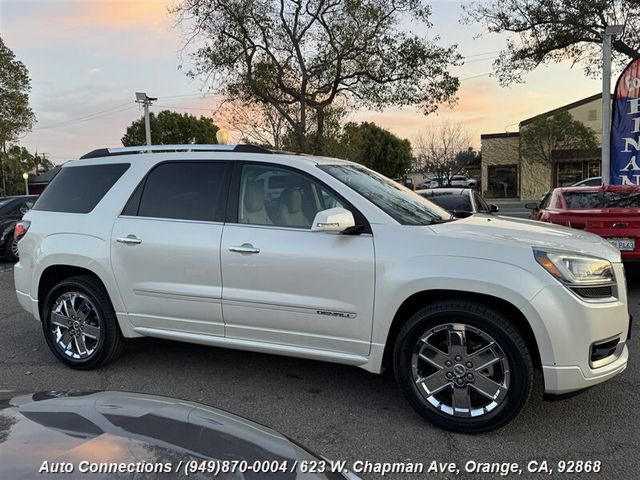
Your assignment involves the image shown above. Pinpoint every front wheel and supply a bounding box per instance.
[42,275,124,369]
[394,300,533,433]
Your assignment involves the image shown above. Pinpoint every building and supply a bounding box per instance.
[481,93,603,200]
[28,166,61,195]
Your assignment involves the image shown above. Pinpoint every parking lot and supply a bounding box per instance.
[1,260,638,479]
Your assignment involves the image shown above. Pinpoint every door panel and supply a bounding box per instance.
[221,225,375,354]
[110,160,230,336]
[221,162,375,355]
[112,217,225,336]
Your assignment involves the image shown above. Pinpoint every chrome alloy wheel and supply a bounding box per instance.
[50,292,101,360]
[10,239,19,259]
[411,323,510,418]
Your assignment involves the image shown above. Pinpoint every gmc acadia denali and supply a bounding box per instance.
[14,144,630,432]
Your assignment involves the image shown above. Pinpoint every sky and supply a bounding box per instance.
[1,0,606,164]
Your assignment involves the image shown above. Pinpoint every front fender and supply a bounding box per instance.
[371,255,556,369]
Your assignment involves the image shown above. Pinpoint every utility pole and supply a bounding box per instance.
[602,25,624,185]
[135,92,157,146]
[36,152,49,174]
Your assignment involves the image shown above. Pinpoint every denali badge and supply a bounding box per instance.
[316,310,356,319]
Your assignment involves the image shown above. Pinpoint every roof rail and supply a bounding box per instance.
[79,144,272,159]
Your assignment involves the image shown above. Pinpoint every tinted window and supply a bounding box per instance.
[319,164,451,225]
[138,162,228,221]
[422,193,472,213]
[33,164,129,213]
[539,192,551,210]
[238,164,345,229]
[564,190,640,209]
[473,192,491,213]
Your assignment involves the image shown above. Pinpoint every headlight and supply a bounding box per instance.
[533,249,614,286]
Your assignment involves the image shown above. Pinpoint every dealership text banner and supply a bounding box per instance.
[611,57,640,185]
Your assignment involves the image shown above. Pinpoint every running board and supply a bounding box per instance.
[133,327,369,366]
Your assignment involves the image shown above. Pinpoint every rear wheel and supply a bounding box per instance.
[42,275,124,369]
[394,300,532,433]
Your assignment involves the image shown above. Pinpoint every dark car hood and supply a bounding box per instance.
[0,391,347,479]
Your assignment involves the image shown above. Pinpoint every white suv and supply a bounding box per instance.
[14,145,630,433]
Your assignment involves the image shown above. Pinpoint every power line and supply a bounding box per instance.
[33,103,135,131]
[459,72,491,81]
[154,104,216,111]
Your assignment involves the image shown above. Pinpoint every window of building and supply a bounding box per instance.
[137,162,229,222]
[487,165,518,198]
[588,110,597,121]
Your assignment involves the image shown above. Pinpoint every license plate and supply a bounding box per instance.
[607,237,636,251]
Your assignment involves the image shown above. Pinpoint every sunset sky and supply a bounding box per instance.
[1,0,607,164]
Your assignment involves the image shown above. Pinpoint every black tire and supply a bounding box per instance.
[42,275,124,369]
[4,234,19,262]
[393,299,533,433]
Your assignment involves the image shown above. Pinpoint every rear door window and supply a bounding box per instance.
[135,162,230,222]
[33,164,130,213]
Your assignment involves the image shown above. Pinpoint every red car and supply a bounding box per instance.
[526,185,640,261]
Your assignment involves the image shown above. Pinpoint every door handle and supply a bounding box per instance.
[229,243,260,254]
[116,235,142,245]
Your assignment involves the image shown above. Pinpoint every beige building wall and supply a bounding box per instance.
[566,97,604,143]
[480,134,519,197]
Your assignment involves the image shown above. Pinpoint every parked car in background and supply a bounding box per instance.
[448,175,478,188]
[14,144,630,433]
[572,176,602,187]
[419,176,478,189]
[0,195,38,262]
[526,185,640,260]
[416,188,498,217]
[537,177,603,204]
[0,390,360,479]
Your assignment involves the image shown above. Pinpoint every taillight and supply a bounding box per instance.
[14,220,31,242]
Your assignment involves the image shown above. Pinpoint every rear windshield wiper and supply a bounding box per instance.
[601,191,640,207]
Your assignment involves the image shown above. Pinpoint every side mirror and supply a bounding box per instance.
[311,208,356,233]
[524,202,538,210]
[489,204,499,213]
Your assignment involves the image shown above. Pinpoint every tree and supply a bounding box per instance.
[172,0,461,154]
[463,0,640,85]
[0,36,36,195]
[520,110,598,166]
[2,145,39,195]
[336,122,412,178]
[214,99,290,149]
[413,122,474,185]
[121,110,219,146]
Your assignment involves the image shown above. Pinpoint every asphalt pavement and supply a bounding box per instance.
[1,260,638,479]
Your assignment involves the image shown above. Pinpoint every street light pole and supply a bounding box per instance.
[602,25,624,185]
[22,172,29,195]
[135,92,157,146]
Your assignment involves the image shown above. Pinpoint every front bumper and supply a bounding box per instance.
[528,262,630,394]
[543,344,628,394]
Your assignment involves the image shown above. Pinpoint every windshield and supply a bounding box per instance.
[420,193,472,213]
[318,164,453,225]
[564,191,640,209]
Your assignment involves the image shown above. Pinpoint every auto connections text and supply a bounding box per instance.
[37,458,602,477]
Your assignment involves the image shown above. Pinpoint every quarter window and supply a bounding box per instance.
[137,162,228,222]
[33,164,130,214]
[238,164,345,229]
